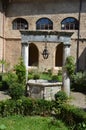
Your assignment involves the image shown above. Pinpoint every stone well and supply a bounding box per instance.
[27,79,62,100]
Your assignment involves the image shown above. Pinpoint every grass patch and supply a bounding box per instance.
[0,115,68,130]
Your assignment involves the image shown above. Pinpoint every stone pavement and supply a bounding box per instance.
[70,91,86,110]
[0,91,10,101]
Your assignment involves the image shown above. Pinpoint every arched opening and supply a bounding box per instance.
[29,43,39,66]
[55,43,63,67]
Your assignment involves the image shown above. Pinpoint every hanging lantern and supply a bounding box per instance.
[42,41,49,59]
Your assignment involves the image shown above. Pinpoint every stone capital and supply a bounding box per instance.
[63,43,71,48]
[22,42,28,46]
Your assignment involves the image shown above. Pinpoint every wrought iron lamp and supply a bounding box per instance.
[42,40,49,59]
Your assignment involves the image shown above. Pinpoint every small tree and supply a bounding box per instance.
[65,56,75,78]
[14,57,26,85]
[54,91,68,105]
[9,82,24,100]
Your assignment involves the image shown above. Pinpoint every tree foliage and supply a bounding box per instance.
[65,56,75,78]
[14,57,26,84]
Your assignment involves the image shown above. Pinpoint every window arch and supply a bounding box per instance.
[12,18,28,30]
[61,17,79,30]
[36,18,53,30]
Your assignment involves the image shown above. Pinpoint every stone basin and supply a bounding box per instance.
[27,79,62,100]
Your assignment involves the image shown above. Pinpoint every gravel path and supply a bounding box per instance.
[70,91,86,110]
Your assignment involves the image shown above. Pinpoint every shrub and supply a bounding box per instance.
[74,122,86,130]
[28,73,34,80]
[33,73,40,80]
[58,70,62,75]
[54,91,68,104]
[0,97,54,117]
[40,72,51,80]
[0,100,16,117]
[35,99,53,116]
[0,81,9,90]
[71,72,86,93]
[51,75,58,81]
[21,97,34,115]
[4,72,18,86]
[0,82,2,90]
[0,74,3,90]
[9,83,25,100]
[0,74,2,81]
[47,69,52,75]
[14,57,26,84]
[0,73,14,90]
[57,75,62,82]
[65,56,75,78]
[57,70,62,82]
[58,104,86,127]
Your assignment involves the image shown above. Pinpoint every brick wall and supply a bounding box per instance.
[0,0,85,71]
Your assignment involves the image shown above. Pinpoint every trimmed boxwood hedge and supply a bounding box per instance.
[0,97,86,129]
[0,98,54,117]
[57,104,86,129]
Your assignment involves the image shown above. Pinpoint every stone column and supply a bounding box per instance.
[22,43,28,82]
[62,43,70,97]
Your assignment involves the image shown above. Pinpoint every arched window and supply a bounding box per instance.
[61,17,79,30]
[12,18,28,30]
[36,18,53,30]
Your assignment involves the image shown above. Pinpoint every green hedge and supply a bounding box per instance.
[0,98,54,117]
[58,104,86,129]
[0,97,86,129]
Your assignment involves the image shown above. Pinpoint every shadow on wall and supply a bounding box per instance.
[6,0,85,17]
[79,47,86,71]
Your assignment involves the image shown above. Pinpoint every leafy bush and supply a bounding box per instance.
[14,57,26,84]
[51,75,58,81]
[40,72,52,80]
[58,70,62,75]
[4,72,18,86]
[33,73,40,80]
[74,122,86,130]
[0,97,85,130]
[34,99,53,116]
[0,100,16,117]
[57,70,62,82]
[54,91,68,104]
[0,74,2,81]
[21,97,34,115]
[57,75,62,82]
[28,73,34,80]
[9,83,25,100]
[65,56,75,78]
[0,81,9,90]
[71,72,86,93]
[0,73,13,90]
[47,69,52,75]
[0,98,54,117]
[58,104,86,128]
